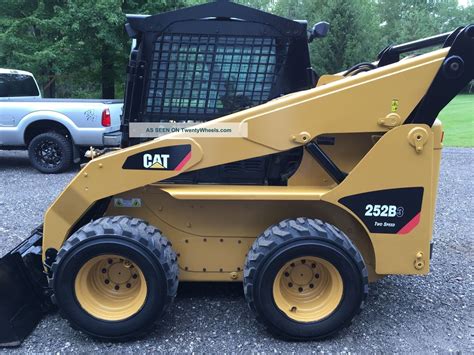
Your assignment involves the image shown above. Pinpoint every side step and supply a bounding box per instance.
[0,226,53,347]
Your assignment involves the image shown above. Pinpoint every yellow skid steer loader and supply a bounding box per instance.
[0,1,473,347]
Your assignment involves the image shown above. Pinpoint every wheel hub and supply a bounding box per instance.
[104,258,137,289]
[35,141,62,167]
[273,256,343,323]
[286,260,314,286]
[74,254,147,321]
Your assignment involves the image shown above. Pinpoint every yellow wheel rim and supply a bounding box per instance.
[273,256,343,322]
[75,254,147,321]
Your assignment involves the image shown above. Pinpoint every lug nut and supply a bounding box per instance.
[315,273,320,279]
[284,272,290,277]
[115,285,120,290]
[105,279,110,284]
[309,283,314,288]
[132,274,138,279]
[298,287,303,292]
[290,263,295,267]
[311,263,316,268]
[108,259,113,264]
[288,282,293,288]
[301,259,306,264]
[126,283,131,288]
[101,268,107,273]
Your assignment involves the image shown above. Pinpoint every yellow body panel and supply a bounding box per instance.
[105,188,376,281]
[158,185,329,200]
[41,48,447,282]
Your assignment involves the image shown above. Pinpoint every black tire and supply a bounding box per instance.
[50,216,179,340]
[28,131,73,173]
[244,217,368,340]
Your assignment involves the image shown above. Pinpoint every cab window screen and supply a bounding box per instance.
[146,34,288,118]
[0,74,39,97]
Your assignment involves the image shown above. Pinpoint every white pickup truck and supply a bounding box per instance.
[0,69,123,173]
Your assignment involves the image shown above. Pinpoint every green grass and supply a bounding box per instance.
[437,95,474,147]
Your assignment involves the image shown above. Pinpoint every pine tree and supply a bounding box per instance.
[0,0,186,98]
[308,0,381,74]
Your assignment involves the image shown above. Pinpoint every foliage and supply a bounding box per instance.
[0,0,472,98]
[438,95,474,147]
[306,0,380,75]
[0,0,185,97]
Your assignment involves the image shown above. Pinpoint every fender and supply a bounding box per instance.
[18,111,78,144]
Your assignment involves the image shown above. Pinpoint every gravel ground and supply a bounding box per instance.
[0,148,472,353]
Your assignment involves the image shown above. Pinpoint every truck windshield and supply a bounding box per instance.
[0,73,40,97]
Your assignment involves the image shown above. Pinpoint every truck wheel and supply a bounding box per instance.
[28,131,73,173]
[50,216,178,340]
[244,218,368,340]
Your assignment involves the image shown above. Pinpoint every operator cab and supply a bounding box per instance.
[121,0,329,185]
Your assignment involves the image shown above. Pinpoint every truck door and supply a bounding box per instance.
[0,72,41,145]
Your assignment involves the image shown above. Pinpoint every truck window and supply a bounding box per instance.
[0,73,40,97]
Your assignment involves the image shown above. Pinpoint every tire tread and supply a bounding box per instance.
[28,131,73,173]
[49,215,178,340]
[243,217,368,339]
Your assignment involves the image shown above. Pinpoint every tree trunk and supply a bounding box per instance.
[101,47,115,99]
[43,66,56,98]
[48,72,56,98]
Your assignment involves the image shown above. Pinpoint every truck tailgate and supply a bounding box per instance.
[106,103,123,132]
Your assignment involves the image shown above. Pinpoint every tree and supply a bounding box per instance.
[377,0,474,45]
[54,0,186,98]
[0,0,185,98]
[1,0,471,97]
[235,0,382,74]
[306,0,381,74]
[0,0,68,97]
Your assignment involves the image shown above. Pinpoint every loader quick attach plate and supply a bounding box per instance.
[0,227,51,347]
